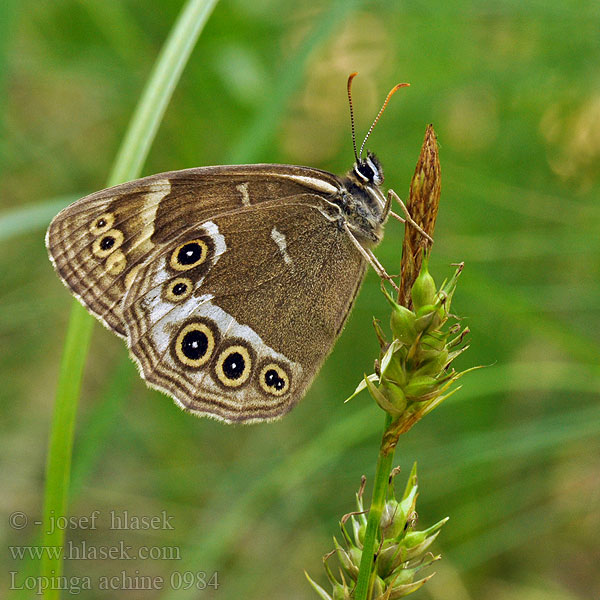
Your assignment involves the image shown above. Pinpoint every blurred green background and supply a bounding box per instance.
[2,1,599,598]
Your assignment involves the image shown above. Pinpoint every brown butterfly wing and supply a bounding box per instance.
[46,165,342,337]
[46,165,366,422]
[121,200,366,422]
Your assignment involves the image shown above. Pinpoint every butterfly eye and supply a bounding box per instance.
[170,239,209,271]
[214,345,253,388]
[164,277,193,302]
[174,321,216,368]
[259,363,290,397]
[89,213,115,236]
[92,229,124,258]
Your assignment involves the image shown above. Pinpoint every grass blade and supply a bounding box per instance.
[40,1,220,597]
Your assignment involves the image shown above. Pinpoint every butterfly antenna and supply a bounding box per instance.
[347,72,359,163]
[358,81,410,160]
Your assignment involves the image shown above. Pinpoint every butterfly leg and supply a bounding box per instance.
[388,189,434,243]
[343,223,400,292]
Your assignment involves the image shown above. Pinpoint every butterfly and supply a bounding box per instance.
[46,73,427,423]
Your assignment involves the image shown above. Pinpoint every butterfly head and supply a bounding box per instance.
[352,151,384,187]
[346,73,407,191]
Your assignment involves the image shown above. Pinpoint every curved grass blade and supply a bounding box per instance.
[40,1,220,597]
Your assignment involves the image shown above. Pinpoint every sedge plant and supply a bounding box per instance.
[307,126,474,600]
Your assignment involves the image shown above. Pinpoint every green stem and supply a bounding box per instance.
[354,413,396,600]
[40,1,219,598]
[40,304,93,595]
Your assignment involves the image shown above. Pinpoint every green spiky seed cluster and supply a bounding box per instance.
[349,256,471,433]
[307,257,473,599]
[306,464,447,599]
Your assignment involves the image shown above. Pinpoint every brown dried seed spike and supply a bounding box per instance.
[398,124,441,308]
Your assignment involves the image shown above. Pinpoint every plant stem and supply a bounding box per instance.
[40,303,94,596]
[354,413,396,600]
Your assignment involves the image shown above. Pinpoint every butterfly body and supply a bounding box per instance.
[46,156,390,422]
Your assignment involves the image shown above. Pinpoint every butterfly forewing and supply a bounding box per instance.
[46,165,339,336]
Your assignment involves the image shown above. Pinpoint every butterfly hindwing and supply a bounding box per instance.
[121,200,366,422]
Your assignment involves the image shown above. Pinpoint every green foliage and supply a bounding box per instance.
[1,1,599,599]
